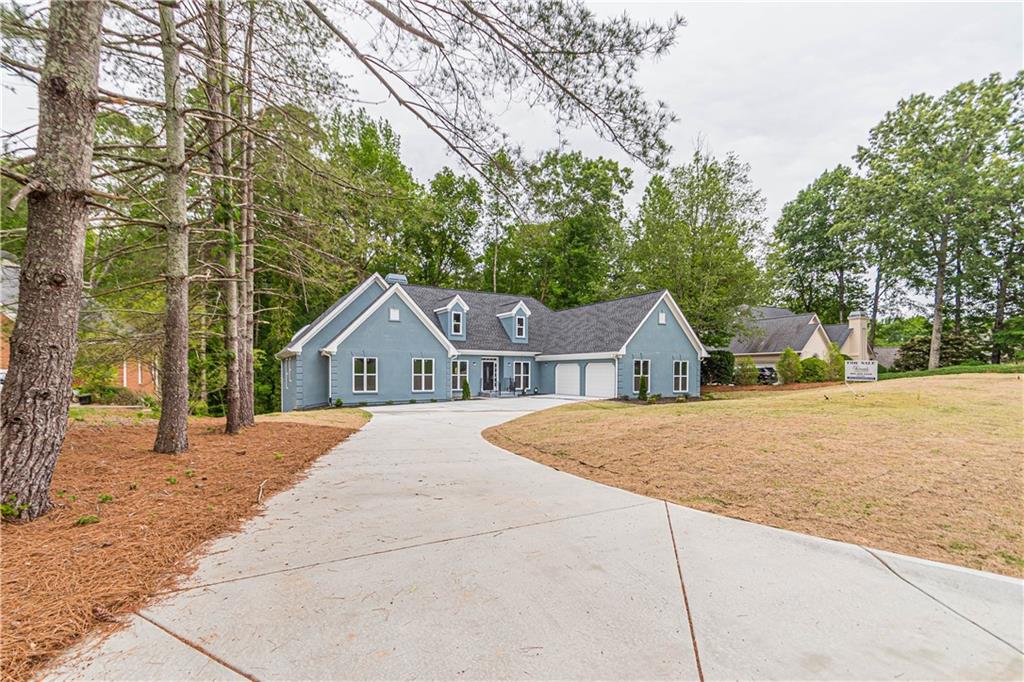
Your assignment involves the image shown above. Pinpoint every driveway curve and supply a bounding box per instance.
[53,397,1022,680]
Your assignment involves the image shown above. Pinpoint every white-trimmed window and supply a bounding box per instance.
[353,356,377,393]
[451,360,468,394]
[515,315,526,338]
[633,359,650,393]
[658,310,667,325]
[412,357,434,392]
[389,306,400,322]
[513,361,531,390]
[451,310,463,335]
[673,360,688,393]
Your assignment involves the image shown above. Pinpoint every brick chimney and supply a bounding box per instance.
[847,310,869,360]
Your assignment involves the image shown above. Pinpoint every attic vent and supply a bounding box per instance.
[385,273,408,285]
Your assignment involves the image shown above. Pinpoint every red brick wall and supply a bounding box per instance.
[116,359,156,394]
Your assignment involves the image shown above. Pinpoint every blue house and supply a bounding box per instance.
[275,273,707,410]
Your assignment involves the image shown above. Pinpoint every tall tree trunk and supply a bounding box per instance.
[837,268,846,322]
[1,0,106,520]
[154,0,190,454]
[928,230,949,370]
[990,242,1019,364]
[953,244,963,335]
[239,1,257,426]
[868,264,883,348]
[207,0,241,434]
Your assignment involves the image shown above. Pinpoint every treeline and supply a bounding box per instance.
[770,73,1023,367]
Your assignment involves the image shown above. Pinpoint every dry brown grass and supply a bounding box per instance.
[1,409,367,682]
[485,374,1024,577]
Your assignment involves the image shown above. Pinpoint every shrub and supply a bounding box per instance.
[333,398,344,408]
[701,350,735,385]
[799,357,830,383]
[189,399,209,417]
[776,347,802,384]
[893,332,981,372]
[461,377,471,400]
[734,357,759,385]
[825,342,846,381]
[92,386,145,406]
[675,395,687,403]
[638,375,648,402]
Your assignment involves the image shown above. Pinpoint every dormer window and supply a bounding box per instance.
[515,315,526,338]
[451,310,463,336]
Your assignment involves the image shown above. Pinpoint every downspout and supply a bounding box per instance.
[327,353,332,404]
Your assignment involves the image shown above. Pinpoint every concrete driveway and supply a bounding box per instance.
[53,397,1022,680]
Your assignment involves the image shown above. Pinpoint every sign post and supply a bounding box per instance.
[845,360,878,383]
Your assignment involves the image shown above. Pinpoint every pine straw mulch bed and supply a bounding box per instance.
[1,413,365,682]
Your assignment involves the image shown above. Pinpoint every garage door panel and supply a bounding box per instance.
[555,363,580,395]
[585,362,615,398]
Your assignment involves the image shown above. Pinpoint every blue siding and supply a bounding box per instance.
[498,312,529,344]
[437,300,467,342]
[328,295,450,405]
[620,300,701,397]
[288,280,386,409]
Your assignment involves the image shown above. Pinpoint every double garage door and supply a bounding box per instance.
[554,362,615,398]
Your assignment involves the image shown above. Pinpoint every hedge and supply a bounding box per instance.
[877,364,1024,381]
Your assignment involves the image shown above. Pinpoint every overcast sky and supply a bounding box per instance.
[2,2,1021,226]
[375,1,1023,224]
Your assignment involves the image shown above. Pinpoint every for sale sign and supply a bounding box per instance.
[845,360,878,382]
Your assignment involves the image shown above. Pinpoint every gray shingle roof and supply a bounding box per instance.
[544,290,666,354]
[403,285,552,352]
[400,285,668,355]
[730,311,820,354]
[822,323,851,348]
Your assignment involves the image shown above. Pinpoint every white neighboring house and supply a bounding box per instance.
[728,306,871,368]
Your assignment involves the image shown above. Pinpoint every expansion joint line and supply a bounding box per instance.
[665,501,705,682]
[861,547,1024,655]
[138,613,260,681]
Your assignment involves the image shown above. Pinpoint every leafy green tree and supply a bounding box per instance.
[776,347,802,384]
[701,350,735,385]
[855,73,1019,368]
[406,168,482,287]
[873,316,932,346]
[769,165,867,323]
[625,147,766,346]
[484,150,631,308]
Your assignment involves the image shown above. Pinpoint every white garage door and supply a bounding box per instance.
[554,363,580,395]
[585,362,616,398]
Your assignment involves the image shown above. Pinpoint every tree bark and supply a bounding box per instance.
[837,268,846,322]
[239,1,257,426]
[869,265,883,348]
[154,0,191,454]
[206,0,241,434]
[928,230,949,370]
[0,0,106,520]
[990,241,1019,364]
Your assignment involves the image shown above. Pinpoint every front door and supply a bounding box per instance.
[481,359,497,393]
